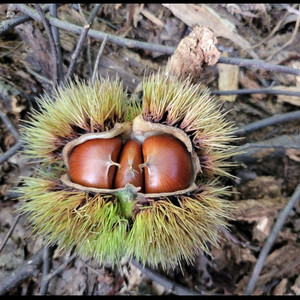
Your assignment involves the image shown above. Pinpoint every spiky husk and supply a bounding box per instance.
[19,73,237,269]
[142,72,238,179]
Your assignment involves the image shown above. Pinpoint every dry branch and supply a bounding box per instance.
[0,141,23,165]
[0,248,44,295]
[12,4,300,77]
[65,4,101,82]
[131,259,202,295]
[233,111,300,137]
[34,4,58,87]
[0,4,54,35]
[245,183,300,295]
[212,88,300,98]
[49,4,64,85]
[0,110,20,141]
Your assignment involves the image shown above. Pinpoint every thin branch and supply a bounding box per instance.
[234,110,300,137]
[0,214,21,254]
[65,4,101,82]
[33,4,58,87]
[25,65,54,86]
[266,5,300,61]
[0,140,23,165]
[92,34,108,84]
[218,56,300,76]
[39,247,51,295]
[77,5,93,78]
[131,259,202,295]
[39,246,56,295]
[220,227,260,252]
[0,110,20,141]
[0,247,44,295]
[245,183,300,295]
[247,9,290,50]
[14,4,300,77]
[49,4,64,85]
[212,88,300,97]
[12,4,179,56]
[41,253,77,289]
[0,4,57,35]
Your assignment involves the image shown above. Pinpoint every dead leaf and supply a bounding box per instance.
[232,197,288,222]
[217,51,239,102]
[273,278,288,295]
[162,4,259,59]
[238,176,282,199]
[239,72,264,100]
[253,215,273,242]
[291,274,300,295]
[275,86,300,107]
[286,149,300,162]
[235,243,300,295]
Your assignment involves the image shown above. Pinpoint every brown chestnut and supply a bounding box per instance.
[141,134,193,193]
[68,136,122,189]
[114,139,144,191]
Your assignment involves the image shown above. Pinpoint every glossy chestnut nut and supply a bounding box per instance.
[114,139,144,191]
[68,136,122,189]
[142,134,193,194]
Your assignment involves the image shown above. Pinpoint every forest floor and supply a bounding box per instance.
[0,3,300,296]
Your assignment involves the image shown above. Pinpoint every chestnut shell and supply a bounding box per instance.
[61,117,200,197]
[142,134,193,193]
[68,137,122,189]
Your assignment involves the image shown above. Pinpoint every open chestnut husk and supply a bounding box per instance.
[19,73,238,269]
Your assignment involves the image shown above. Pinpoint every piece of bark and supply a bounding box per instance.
[218,51,239,102]
[166,25,220,82]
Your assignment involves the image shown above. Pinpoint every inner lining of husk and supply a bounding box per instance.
[61,115,201,198]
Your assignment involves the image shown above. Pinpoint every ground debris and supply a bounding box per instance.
[1,3,300,296]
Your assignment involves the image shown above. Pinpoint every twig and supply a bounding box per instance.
[266,5,300,61]
[0,214,21,254]
[33,4,58,87]
[49,4,64,85]
[39,246,55,295]
[218,56,300,76]
[0,110,20,141]
[12,4,180,56]
[131,259,202,295]
[0,41,23,59]
[41,253,77,287]
[0,4,57,35]
[244,183,300,295]
[220,227,260,252]
[0,247,44,295]
[39,247,51,295]
[247,9,289,50]
[65,4,101,82]
[0,140,23,165]
[77,5,93,78]
[234,110,300,137]
[25,66,54,86]
[92,34,108,84]
[212,88,300,97]
[14,4,300,77]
